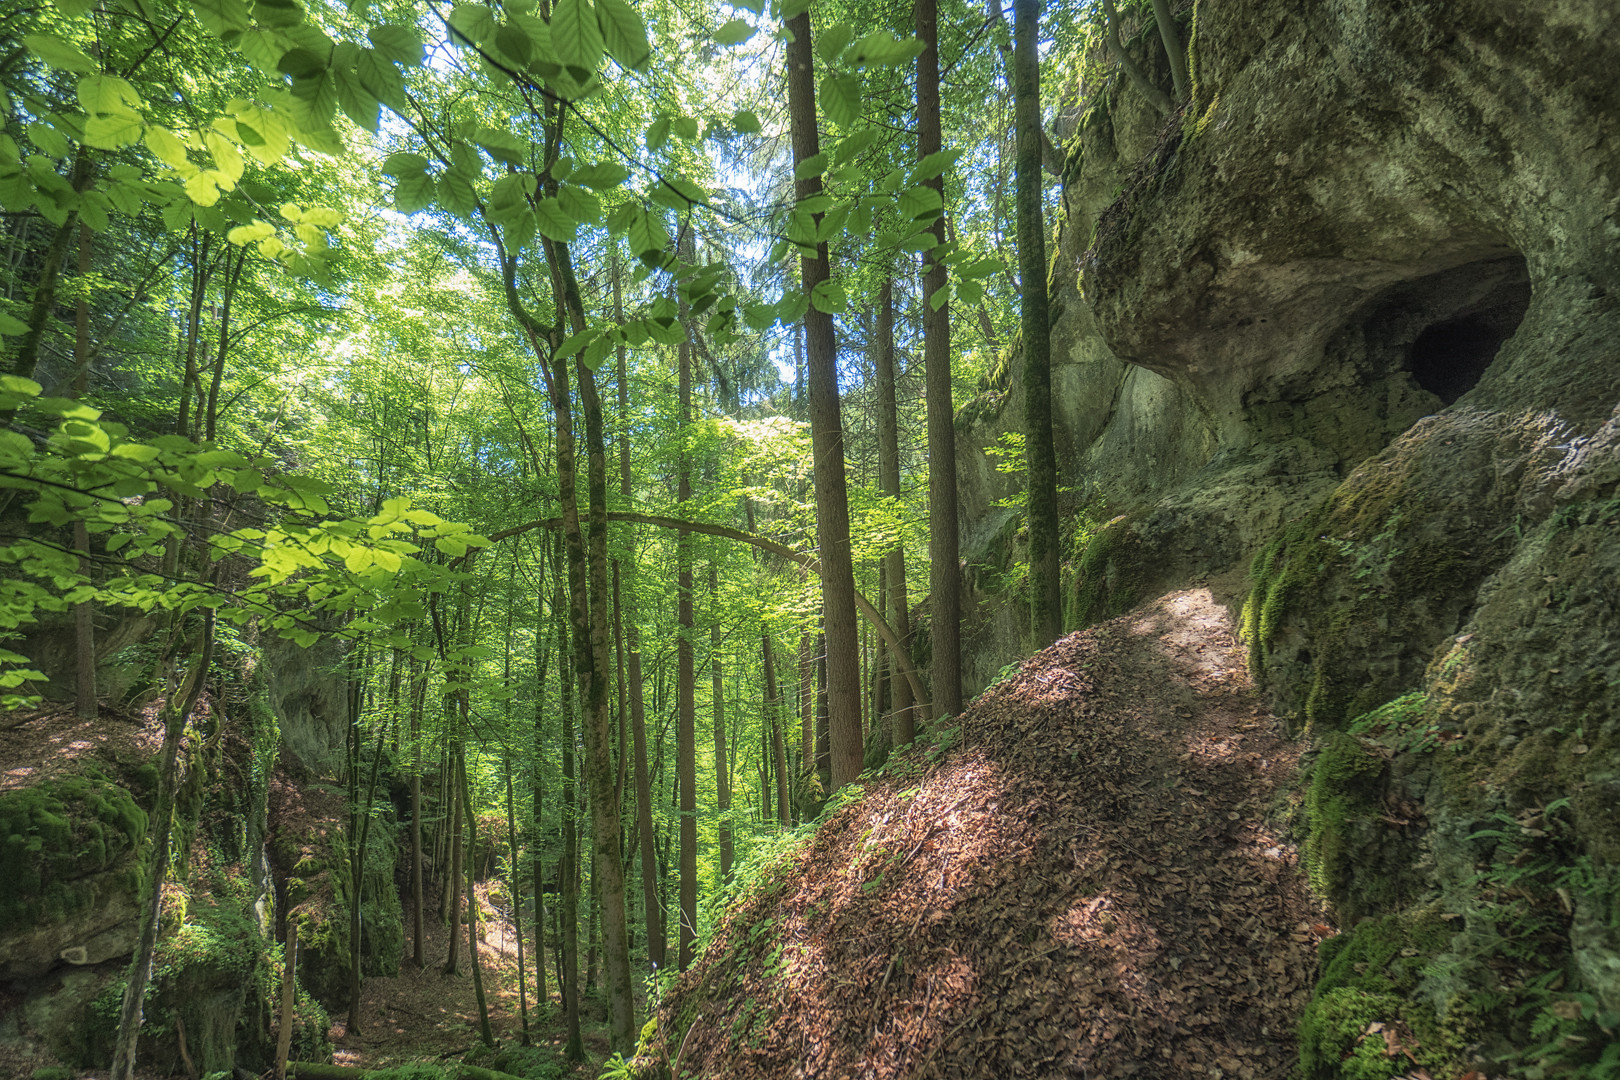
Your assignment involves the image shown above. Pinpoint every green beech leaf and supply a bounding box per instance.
[793,152,827,181]
[671,116,699,141]
[898,184,943,222]
[277,47,328,80]
[24,34,97,73]
[552,0,605,81]
[369,25,425,66]
[645,116,670,150]
[714,18,754,45]
[597,0,652,69]
[732,110,762,134]
[533,197,577,241]
[381,151,429,176]
[834,128,879,164]
[447,4,497,45]
[395,170,435,213]
[355,48,406,114]
[850,29,926,66]
[816,23,854,63]
[333,65,381,131]
[84,113,142,149]
[911,149,959,183]
[820,74,860,128]
[570,160,628,189]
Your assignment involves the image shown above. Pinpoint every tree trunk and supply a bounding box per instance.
[676,226,698,972]
[708,560,733,881]
[410,659,426,969]
[552,534,582,1061]
[461,752,494,1047]
[273,925,297,1080]
[1015,0,1062,649]
[8,151,86,384]
[765,633,791,825]
[110,611,215,1080]
[916,0,963,719]
[1151,0,1190,102]
[349,723,384,1033]
[442,743,464,973]
[785,16,864,789]
[873,274,915,745]
[72,519,96,720]
[556,235,635,1047]
[532,578,551,1009]
[504,757,530,1044]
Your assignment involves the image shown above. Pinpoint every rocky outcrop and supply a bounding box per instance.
[957,0,1618,1072]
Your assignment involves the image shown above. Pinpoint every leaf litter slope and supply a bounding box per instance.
[660,589,1326,1079]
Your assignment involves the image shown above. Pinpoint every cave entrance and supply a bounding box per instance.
[1403,255,1531,405]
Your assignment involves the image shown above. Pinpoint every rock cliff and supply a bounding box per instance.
[956,0,1618,1071]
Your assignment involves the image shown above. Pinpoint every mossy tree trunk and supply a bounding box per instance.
[917,0,964,719]
[873,273,916,744]
[1015,0,1063,650]
[111,609,216,1080]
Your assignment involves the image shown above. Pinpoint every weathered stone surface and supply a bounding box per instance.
[956,0,1617,1069]
[255,631,352,775]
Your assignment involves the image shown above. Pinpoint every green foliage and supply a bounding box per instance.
[1302,730,1385,902]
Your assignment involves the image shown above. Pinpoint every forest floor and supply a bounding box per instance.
[651,587,1335,1080]
[328,884,625,1076]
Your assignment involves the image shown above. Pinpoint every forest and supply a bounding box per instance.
[2,0,1617,1078]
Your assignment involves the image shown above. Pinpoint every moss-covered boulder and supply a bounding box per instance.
[0,772,148,980]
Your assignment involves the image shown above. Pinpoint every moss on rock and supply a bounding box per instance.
[0,772,147,930]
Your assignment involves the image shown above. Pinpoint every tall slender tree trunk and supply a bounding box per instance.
[676,227,699,971]
[531,582,551,1009]
[410,658,426,968]
[874,275,916,745]
[461,752,494,1046]
[553,236,635,1048]
[917,0,963,718]
[442,740,464,973]
[110,611,215,1080]
[552,535,583,1061]
[504,758,530,1045]
[613,248,665,974]
[72,519,96,720]
[798,630,815,778]
[349,723,384,1033]
[709,561,733,881]
[764,634,791,825]
[1015,0,1062,648]
[785,15,864,789]
[8,150,87,384]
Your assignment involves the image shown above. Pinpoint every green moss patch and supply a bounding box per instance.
[1299,911,1465,1079]
[0,772,147,928]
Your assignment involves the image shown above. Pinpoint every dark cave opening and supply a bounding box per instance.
[1409,310,1519,404]
[1402,256,1531,405]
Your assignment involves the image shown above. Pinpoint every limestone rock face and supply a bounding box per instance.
[956,0,1617,1069]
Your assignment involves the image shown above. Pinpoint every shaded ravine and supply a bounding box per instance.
[652,589,1326,1080]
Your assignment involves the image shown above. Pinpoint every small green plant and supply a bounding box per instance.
[1348,692,1447,754]
[597,1053,635,1080]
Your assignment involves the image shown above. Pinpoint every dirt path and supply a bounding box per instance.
[658,588,1328,1080]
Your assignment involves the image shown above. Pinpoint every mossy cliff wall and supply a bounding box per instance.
[957,0,1618,1073]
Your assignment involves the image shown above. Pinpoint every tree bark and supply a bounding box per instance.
[531,583,551,1009]
[442,741,464,973]
[786,11,864,788]
[504,757,530,1044]
[709,560,733,881]
[551,534,583,1061]
[1015,0,1063,649]
[676,226,698,971]
[764,632,791,825]
[110,611,216,1080]
[72,519,96,720]
[1151,0,1190,103]
[8,151,87,384]
[917,0,963,719]
[410,658,426,968]
[873,274,915,745]
[1101,0,1173,115]
[461,752,494,1047]
[274,925,297,1080]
